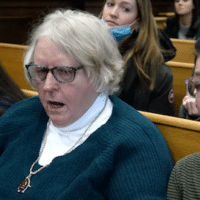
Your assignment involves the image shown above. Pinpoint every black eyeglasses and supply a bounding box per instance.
[185,77,200,97]
[25,64,83,83]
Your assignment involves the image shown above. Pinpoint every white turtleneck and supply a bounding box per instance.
[38,93,113,166]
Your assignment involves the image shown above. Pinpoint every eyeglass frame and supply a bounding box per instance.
[185,77,200,98]
[25,63,83,83]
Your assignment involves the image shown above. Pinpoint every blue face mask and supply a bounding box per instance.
[100,19,139,42]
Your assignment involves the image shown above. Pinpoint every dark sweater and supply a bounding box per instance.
[0,95,173,199]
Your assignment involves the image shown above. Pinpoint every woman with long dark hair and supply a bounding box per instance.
[163,0,200,39]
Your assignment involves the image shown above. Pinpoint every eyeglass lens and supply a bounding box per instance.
[28,65,77,83]
[185,77,200,97]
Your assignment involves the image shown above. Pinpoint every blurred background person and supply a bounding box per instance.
[163,0,200,40]
[167,39,200,200]
[179,38,200,120]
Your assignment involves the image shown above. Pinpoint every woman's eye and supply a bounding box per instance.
[36,67,47,73]
[107,2,114,7]
[122,7,130,12]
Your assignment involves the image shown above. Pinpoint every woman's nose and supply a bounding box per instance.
[43,72,59,92]
[109,6,119,18]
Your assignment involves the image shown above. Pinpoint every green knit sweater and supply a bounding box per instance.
[0,95,173,200]
[167,153,200,199]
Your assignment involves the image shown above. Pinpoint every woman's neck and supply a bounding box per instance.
[179,13,193,26]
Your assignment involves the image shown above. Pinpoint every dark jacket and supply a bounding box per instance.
[163,16,200,39]
[118,30,176,116]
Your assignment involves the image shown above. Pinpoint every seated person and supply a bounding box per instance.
[100,0,176,116]
[163,0,200,40]
[0,9,173,199]
[0,61,27,116]
[167,58,200,198]
[179,38,200,120]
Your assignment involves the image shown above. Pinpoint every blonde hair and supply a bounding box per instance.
[125,0,164,91]
[24,9,124,95]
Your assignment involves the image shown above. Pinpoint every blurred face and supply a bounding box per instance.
[102,0,139,30]
[34,37,99,128]
[194,56,200,114]
[174,0,194,16]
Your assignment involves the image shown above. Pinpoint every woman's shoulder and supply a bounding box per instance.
[107,96,172,161]
[156,64,173,83]
[109,95,162,135]
[173,153,200,178]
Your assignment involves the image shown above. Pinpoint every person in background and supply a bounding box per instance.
[163,0,200,40]
[100,0,176,116]
[0,9,173,199]
[0,61,27,116]
[167,39,200,199]
[179,38,200,120]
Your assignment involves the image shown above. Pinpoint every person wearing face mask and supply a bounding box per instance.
[101,0,176,116]
[163,0,200,40]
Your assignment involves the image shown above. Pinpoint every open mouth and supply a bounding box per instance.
[48,101,65,108]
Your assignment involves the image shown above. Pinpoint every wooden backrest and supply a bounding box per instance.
[0,43,32,90]
[171,38,195,63]
[140,111,200,163]
[157,12,175,17]
[166,61,194,116]
[155,17,167,30]
[22,89,38,97]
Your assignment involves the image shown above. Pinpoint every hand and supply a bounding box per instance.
[182,95,200,116]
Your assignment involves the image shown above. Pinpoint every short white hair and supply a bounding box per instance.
[24,9,124,94]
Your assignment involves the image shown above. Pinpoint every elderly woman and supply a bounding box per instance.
[0,9,173,199]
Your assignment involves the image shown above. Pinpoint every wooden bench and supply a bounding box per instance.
[22,89,38,97]
[0,43,32,90]
[155,17,167,30]
[170,38,195,64]
[157,12,175,17]
[166,61,194,117]
[140,111,200,163]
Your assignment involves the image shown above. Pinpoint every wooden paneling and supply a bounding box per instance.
[0,1,82,45]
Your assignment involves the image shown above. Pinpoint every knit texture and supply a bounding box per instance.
[0,95,173,200]
[167,153,200,199]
